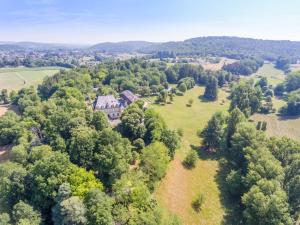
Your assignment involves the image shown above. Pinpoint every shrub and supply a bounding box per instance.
[192,193,205,212]
[183,150,198,168]
[177,128,184,137]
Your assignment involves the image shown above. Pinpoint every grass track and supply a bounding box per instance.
[152,87,230,225]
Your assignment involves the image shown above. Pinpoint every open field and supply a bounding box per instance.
[198,57,237,71]
[153,87,230,225]
[0,67,61,91]
[290,63,300,72]
[250,63,285,86]
[190,57,236,71]
[252,97,300,142]
[248,64,300,142]
[252,113,300,141]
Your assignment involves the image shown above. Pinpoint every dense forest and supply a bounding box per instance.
[0,60,187,225]
[0,59,237,225]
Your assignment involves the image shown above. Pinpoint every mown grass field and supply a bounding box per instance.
[152,87,230,225]
[250,63,285,86]
[0,67,61,91]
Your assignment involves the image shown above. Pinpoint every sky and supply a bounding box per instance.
[1,0,300,44]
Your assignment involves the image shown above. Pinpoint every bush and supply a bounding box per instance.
[192,193,205,212]
[177,128,184,137]
[183,150,198,168]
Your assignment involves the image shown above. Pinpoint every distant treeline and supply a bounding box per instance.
[0,58,75,68]
[222,58,264,76]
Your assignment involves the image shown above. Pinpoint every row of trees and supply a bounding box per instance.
[200,89,300,224]
[222,58,263,76]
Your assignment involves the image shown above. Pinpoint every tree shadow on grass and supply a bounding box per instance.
[277,115,300,121]
[190,144,244,224]
[214,160,244,225]
[190,144,220,160]
[198,95,210,103]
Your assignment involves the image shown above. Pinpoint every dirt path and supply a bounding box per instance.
[156,156,189,214]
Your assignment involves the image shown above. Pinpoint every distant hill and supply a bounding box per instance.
[2,37,300,61]
[91,36,300,61]
[145,36,300,61]
[0,44,24,51]
[89,41,158,53]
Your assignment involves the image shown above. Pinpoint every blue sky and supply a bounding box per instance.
[1,0,300,44]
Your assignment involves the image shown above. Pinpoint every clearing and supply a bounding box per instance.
[249,64,300,142]
[0,67,61,91]
[252,96,300,142]
[249,63,285,86]
[153,87,230,225]
[252,113,300,141]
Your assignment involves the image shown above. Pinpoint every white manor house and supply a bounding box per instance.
[93,90,138,120]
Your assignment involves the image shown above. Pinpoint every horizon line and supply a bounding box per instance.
[0,35,299,46]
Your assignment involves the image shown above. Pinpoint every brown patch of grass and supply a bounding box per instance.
[0,105,9,117]
[0,145,12,163]
[0,104,19,117]
[252,113,300,141]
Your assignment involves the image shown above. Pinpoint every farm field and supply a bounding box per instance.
[250,63,285,86]
[153,87,231,225]
[0,67,61,91]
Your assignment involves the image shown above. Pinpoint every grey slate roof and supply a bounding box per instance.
[94,95,120,109]
[121,90,138,103]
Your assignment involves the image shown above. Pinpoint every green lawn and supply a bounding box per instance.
[250,64,285,86]
[153,87,230,225]
[0,67,61,91]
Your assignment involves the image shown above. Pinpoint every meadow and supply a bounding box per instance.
[249,63,285,86]
[152,87,230,225]
[0,67,61,91]
[249,64,300,142]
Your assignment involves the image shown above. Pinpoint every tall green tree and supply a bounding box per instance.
[93,129,133,185]
[201,112,227,151]
[12,201,42,225]
[140,142,170,189]
[242,179,293,225]
[84,189,114,225]
[68,126,98,168]
[226,108,246,148]
[230,81,262,117]
[204,76,218,101]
